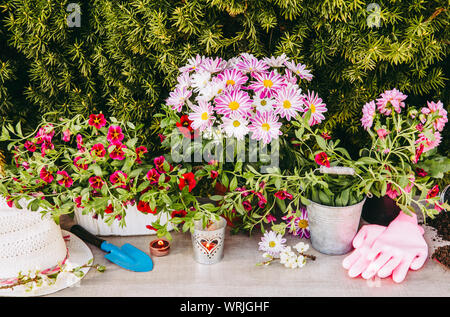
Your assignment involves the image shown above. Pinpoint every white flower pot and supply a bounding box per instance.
[74,206,173,236]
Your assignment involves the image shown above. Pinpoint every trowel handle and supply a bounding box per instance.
[70,224,106,249]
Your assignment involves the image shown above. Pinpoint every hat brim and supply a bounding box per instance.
[0,230,93,297]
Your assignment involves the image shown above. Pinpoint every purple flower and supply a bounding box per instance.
[282,207,310,238]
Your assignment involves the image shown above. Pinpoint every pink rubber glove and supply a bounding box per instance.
[342,224,386,278]
[361,211,427,283]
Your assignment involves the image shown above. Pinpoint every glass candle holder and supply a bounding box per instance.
[191,217,226,265]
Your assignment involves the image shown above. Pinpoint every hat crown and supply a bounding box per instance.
[0,210,67,279]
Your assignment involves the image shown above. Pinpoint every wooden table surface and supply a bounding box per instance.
[50,214,450,297]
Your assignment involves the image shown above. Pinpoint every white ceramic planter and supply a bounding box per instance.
[74,205,173,236]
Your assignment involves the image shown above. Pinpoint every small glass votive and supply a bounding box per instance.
[149,238,170,257]
[191,217,226,265]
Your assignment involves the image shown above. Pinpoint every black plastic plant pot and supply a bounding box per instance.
[361,195,401,226]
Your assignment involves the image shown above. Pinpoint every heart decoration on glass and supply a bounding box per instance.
[199,239,219,254]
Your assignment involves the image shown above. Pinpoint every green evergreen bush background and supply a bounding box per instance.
[0,0,448,156]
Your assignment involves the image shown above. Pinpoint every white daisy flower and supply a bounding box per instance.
[258,231,286,257]
[191,71,211,93]
[187,100,215,132]
[296,255,306,268]
[220,114,250,140]
[197,79,226,102]
[252,95,276,113]
[293,242,309,254]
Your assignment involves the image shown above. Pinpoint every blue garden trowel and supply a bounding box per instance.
[70,225,153,272]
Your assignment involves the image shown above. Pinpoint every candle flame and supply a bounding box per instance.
[158,240,164,246]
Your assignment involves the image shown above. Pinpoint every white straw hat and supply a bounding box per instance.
[0,208,93,296]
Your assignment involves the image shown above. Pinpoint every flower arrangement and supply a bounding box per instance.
[0,114,221,239]
[217,89,449,235]
[256,231,315,269]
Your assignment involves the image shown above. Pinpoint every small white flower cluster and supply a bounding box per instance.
[258,230,314,269]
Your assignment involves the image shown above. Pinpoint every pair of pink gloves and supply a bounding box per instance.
[342,211,428,283]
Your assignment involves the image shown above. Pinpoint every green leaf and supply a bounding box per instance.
[229,176,238,191]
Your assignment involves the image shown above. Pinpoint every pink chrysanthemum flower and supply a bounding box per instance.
[376,88,407,115]
[187,100,215,132]
[217,68,248,90]
[361,100,376,130]
[248,71,286,99]
[235,57,269,76]
[282,207,310,239]
[302,90,327,126]
[179,54,205,73]
[165,86,192,112]
[283,69,298,86]
[199,57,227,73]
[421,100,448,132]
[214,89,253,118]
[248,111,283,144]
[416,131,442,152]
[284,61,313,81]
[273,86,305,121]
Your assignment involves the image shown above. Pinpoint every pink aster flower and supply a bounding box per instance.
[235,57,269,76]
[199,57,227,73]
[62,129,71,142]
[416,131,442,152]
[166,86,192,112]
[248,111,282,144]
[247,71,286,99]
[284,61,313,81]
[282,207,310,238]
[56,171,73,188]
[90,143,106,158]
[421,100,448,132]
[214,89,253,118]
[361,100,376,130]
[179,55,205,73]
[109,143,127,160]
[263,54,289,68]
[283,69,298,86]
[217,68,248,90]
[39,167,54,183]
[187,99,215,132]
[302,90,327,126]
[273,86,305,121]
[110,170,128,188]
[376,89,407,115]
[107,125,124,145]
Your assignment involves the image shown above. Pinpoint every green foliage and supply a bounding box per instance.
[0,0,448,156]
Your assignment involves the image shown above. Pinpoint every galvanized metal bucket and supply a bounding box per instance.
[307,197,366,255]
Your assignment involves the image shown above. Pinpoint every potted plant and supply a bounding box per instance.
[0,113,221,239]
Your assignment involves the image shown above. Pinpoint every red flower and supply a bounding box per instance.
[171,210,187,218]
[74,156,88,170]
[242,200,252,211]
[178,172,197,192]
[210,170,219,179]
[109,143,127,160]
[24,141,36,152]
[90,143,106,158]
[5,195,14,208]
[415,168,428,177]
[146,225,157,231]
[88,114,107,129]
[314,152,330,168]
[154,156,172,173]
[413,143,424,164]
[137,201,157,214]
[426,185,439,199]
[274,190,293,200]
[56,171,73,188]
[62,129,71,142]
[39,167,54,183]
[107,125,124,145]
[176,115,199,139]
[104,204,114,214]
[135,146,148,164]
[89,176,104,190]
[110,171,128,188]
[76,134,85,152]
[146,168,161,184]
[320,131,331,140]
[158,134,166,143]
[74,196,83,208]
